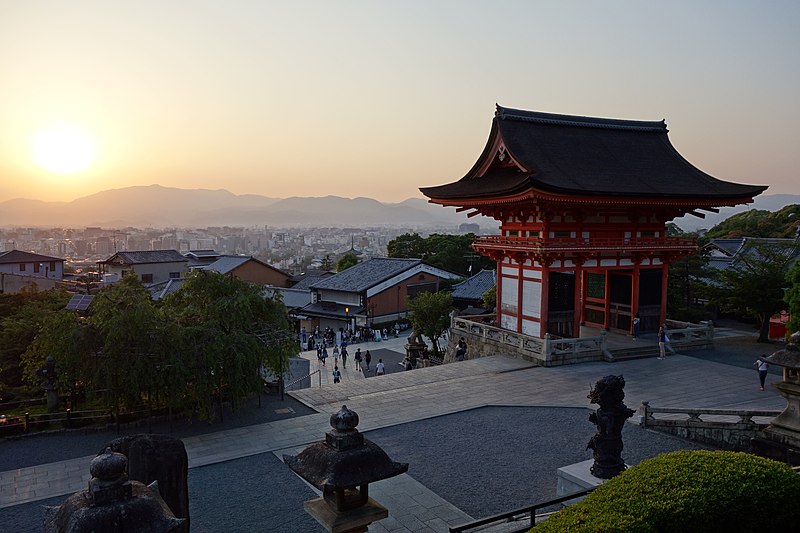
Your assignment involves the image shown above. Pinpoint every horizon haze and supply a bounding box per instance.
[1,2,799,207]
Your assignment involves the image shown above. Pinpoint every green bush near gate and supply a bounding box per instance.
[532,450,800,533]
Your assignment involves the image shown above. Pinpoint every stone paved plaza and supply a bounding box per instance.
[0,328,787,531]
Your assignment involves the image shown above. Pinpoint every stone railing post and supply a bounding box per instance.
[639,401,650,426]
[543,333,552,362]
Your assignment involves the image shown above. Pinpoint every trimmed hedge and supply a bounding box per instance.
[533,450,800,532]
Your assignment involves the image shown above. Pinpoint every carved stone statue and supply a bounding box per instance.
[586,374,635,479]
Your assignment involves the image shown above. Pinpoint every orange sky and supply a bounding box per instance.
[1,1,798,204]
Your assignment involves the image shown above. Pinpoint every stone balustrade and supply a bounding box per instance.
[639,400,781,451]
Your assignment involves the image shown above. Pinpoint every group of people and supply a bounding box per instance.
[301,323,407,352]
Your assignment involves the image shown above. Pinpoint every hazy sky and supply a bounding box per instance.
[1,1,798,204]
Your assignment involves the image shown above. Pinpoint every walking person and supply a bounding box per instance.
[354,348,362,371]
[321,346,328,366]
[341,346,348,369]
[365,350,372,371]
[754,357,769,391]
[657,326,668,360]
[332,365,341,384]
[375,359,385,376]
[632,313,640,339]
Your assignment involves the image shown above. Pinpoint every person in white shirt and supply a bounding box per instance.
[754,357,769,391]
[375,359,385,376]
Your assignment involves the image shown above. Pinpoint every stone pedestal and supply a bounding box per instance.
[304,497,388,533]
[556,459,613,506]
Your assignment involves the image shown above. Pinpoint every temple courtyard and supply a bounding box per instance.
[0,326,786,532]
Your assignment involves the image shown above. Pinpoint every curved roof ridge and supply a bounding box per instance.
[496,104,666,133]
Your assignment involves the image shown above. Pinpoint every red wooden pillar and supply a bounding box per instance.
[517,258,524,333]
[660,263,669,326]
[540,268,549,337]
[495,259,503,329]
[603,269,610,329]
[573,267,583,337]
[631,264,640,334]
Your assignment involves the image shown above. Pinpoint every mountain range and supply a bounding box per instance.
[1,185,796,231]
[0,185,494,229]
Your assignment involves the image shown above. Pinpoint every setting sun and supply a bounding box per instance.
[32,124,96,175]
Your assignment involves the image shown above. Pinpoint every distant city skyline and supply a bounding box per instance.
[1,1,798,204]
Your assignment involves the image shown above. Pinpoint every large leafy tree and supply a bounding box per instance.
[0,288,71,391]
[704,204,800,239]
[406,291,453,356]
[666,226,711,322]
[388,233,427,259]
[160,271,295,419]
[337,253,359,272]
[709,239,799,342]
[86,275,165,411]
[785,261,800,336]
[388,232,493,277]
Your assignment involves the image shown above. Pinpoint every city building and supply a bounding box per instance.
[298,258,461,332]
[98,250,189,285]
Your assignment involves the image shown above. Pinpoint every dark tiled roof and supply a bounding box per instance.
[299,301,364,319]
[310,258,423,292]
[292,274,333,291]
[0,250,64,264]
[706,239,745,257]
[264,287,312,310]
[102,250,188,265]
[420,105,767,202]
[451,269,496,301]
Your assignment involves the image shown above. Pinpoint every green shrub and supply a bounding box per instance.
[533,450,800,533]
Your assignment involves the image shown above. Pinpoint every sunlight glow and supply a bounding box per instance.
[32,124,96,175]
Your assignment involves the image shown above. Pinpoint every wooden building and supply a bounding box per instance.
[421,106,766,338]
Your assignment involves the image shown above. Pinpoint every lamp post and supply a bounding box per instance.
[345,307,350,333]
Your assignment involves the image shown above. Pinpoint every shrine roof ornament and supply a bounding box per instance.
[420,105,767,205]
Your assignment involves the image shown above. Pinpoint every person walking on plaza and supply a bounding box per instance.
[657,326,668,360]
[341,346,348,368]
[354,348,362,371]
[754,357,769,391]
[376,359,385,376]
[632,313,640,339]
[365,350,372,371]
[332,365,341,384]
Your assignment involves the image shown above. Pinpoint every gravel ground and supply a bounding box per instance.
[1,406,709,532]
[0,393,316,471]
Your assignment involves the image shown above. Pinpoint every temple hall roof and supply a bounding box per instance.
[420,105,767,203]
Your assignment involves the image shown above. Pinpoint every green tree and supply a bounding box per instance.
[406,291,453,356]
[160,271,295,419]
[785,261,800,336]
[0,288,71,391]
[709,239,799,342]
[21,310,94,401]
[336,253,359,272]
[704,204,800,239]
[387,233,426,258]
[482,285,496,310]
[388,232,494,276]
[87,275,164,411]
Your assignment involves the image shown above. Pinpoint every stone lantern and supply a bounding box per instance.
[44,449,184,532]
[284,405,408,533]
[753,332,800,465]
